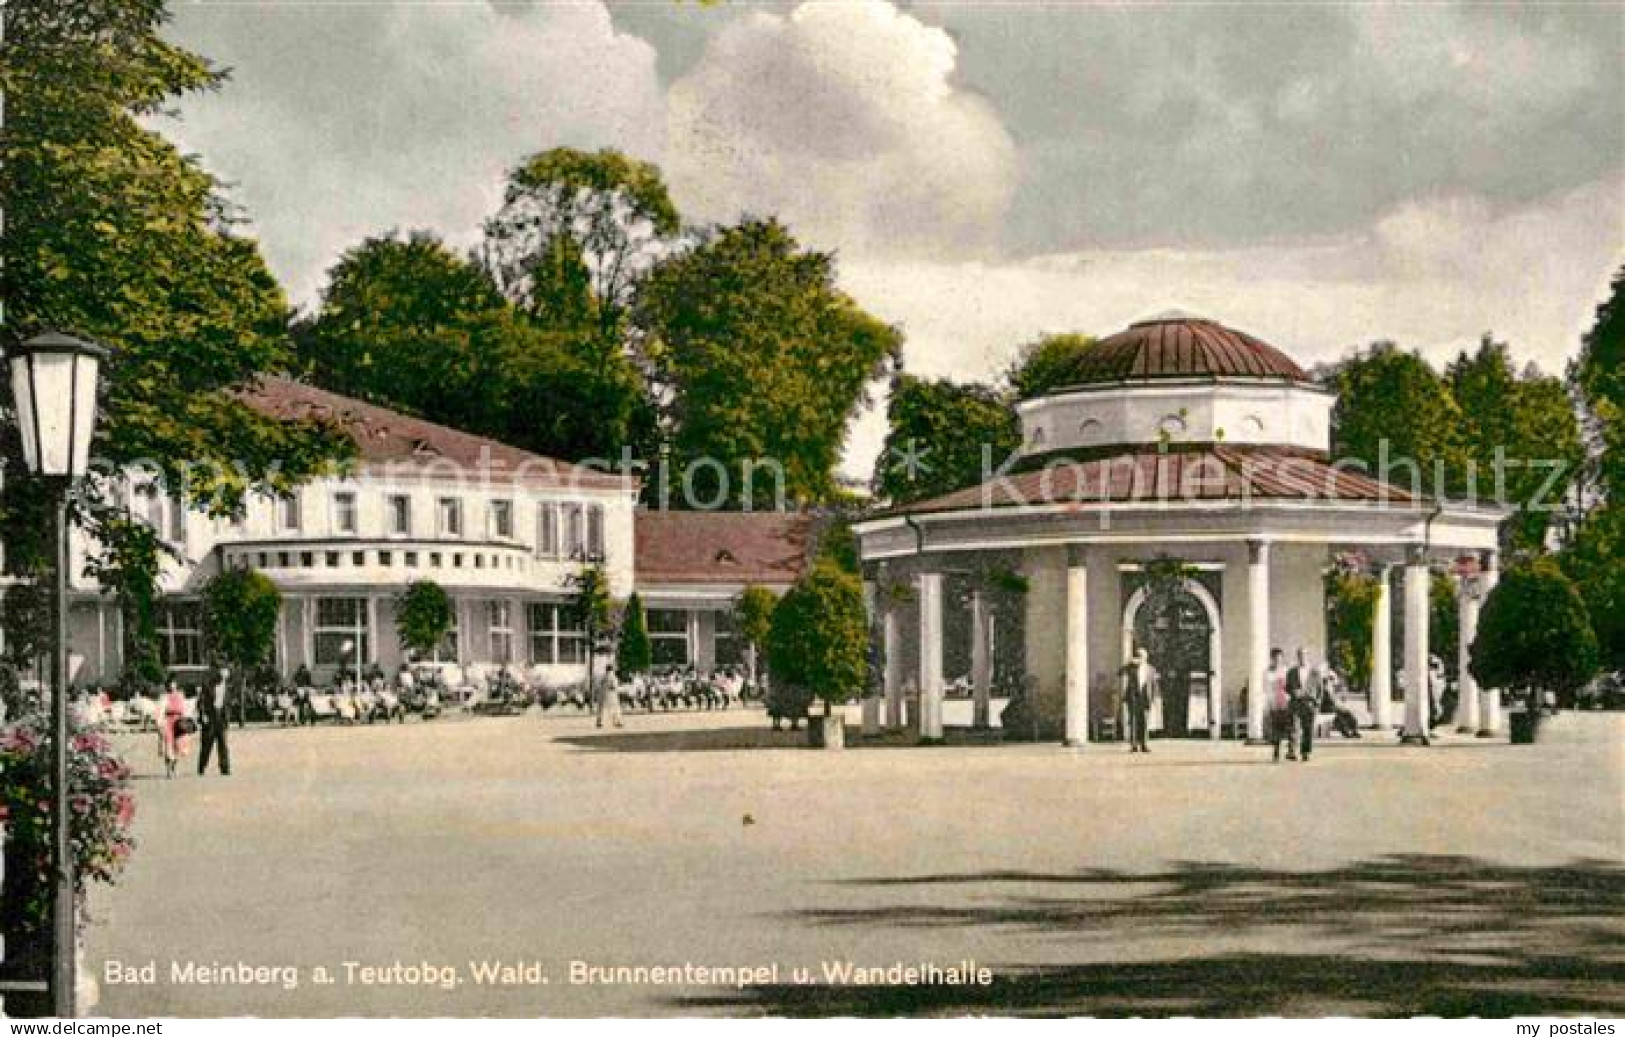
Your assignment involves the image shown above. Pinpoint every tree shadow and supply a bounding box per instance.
[670,855,1625,1017]
[557,725,1006,753]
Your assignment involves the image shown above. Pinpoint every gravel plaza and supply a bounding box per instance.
[83,707,1623,1018]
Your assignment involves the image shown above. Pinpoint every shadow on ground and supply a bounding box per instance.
[557,724,1006,753]
[672,855,1625,1017]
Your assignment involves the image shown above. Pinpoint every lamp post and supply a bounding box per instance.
[8,330,108,1019]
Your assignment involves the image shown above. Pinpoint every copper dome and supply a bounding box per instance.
[1050,316,1310,389]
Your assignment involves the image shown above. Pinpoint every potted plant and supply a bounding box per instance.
[1470,558,1598,744]
[767,560,867,750]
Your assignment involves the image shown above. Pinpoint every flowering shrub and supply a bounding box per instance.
[1,712,136,938]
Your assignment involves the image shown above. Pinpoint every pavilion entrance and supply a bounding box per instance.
[1131,585,1216,737]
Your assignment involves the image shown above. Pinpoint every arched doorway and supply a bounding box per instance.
[1123,581,1221,737]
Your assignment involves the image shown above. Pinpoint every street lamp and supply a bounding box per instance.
[8,330,108,1019]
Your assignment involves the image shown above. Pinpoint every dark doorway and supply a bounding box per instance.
[1133,586,1213,737]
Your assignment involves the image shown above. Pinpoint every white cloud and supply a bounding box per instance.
[664,0,1018,255]
[838,175,1624,477]
[160,1,666,307]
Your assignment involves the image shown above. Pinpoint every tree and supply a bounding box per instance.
[200,567,282,722]
[396,580,454,662]
[1325,566,1381,695]
[873,375,1019,506]
[1325,344,1467,496]
[296,232,656,462]
[1006,332,1098,400]
[733,585,779,692]
[1430,572,1459,681]
[567,565,614,703]
[1574,266,1624,500]
[1560,502,1625,671]
[1470,558,1599,704]
[767,560,868,713]
[616,592,652,681]
[483,148,680,360]
[1447,337,1583,550]
[0,0,351,678]
[636,219,901,508]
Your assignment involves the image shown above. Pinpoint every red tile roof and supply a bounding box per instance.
[244,376,625,489]
[1052,317,1310,388]
[634,510,814,586]
[890,445,1422,516]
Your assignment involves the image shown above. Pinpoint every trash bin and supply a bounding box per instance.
[1509,709,1540,744]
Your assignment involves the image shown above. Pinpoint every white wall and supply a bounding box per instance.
[1016,381,1334,457]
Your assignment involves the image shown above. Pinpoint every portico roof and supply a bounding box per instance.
[886,444,1422,518]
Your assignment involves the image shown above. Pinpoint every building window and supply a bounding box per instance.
[168,491,186,544]
[537,504,559,558]
[527,602,585,665]
[490,499,514,539]
[563,503,585,559]
[280,494,302,533]
[714,609,744,667]
[437,497,463,538]
[332,491,358,534]
[430,606,460,663]
[586,503,605,560]
[648,608,690,667]
[313,597,370,667]
[387,494,411,536]
[489,600,514,664]
[137,487,164,533]
[157,600,205,669]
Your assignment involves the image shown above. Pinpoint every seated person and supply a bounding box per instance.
[1319,670,1362,739]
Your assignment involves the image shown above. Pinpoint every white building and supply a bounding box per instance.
[853,315,1509,745]
[53,378,810,689]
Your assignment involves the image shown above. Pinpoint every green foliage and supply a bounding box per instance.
[200,567,282,671]
[1,569,53,676]
[767,560,868,708]
[1559,502,1625,670]
[636,219,901,508]
[616,592,652,679]
[1447,336,1583,550]
[1575,266,1624,500]
[1470,557,1599,697]
[567,565,614,639]
[733,585,779,653]
[81,511,166,688]
[1005,332,1098,399]
[1430,571,1459,679]
[296,231,656,462]
[813,516,861,575]
[395,580,454,660]
[1326,343,1468,492]
[873,375,1020,505]
[1325,567,1381,694]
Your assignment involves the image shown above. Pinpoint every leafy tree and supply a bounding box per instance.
[1006,332,1098,400]
[767,560,868,713]
[1447,337,1583,550]
[298,231,656,463]
[567,565,614,702]
[0,0,350,681]
[616,592,652,680]
[1431,572,1459,681]
[636,219,901,508]
[873,375,1019,505]
[1574,266,1624,500]
[81,513,166,691]
[733,585,778,692]
[200,567,282,721]
[1559,502,1625,671]
[483,148,680,358]
[1325,567,1380,694]
[1325,343,1467,495]
[1470,557,1599,702]
[396,580,454,661]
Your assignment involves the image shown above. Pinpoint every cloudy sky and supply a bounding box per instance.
[161,0,1624,475]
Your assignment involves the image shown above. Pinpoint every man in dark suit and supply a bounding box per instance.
[198,665,232,776]
[1284,647,1322,762]
[1121,648,1157,753]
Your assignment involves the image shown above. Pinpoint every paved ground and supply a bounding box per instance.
[83,706,1623,1018]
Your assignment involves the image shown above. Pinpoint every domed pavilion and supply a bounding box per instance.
[852,315,1508,746]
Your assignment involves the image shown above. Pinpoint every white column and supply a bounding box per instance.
[970,590,992,729]
[1246,539,1271,742]
[1370,563,1394,731]
[1453,568,1483,734]
[1477,551,1504,737]
[1402,547,1431,744]
[883,590,903,731]
[860,578,881,737]
[1064,546,1090,746]
[917,569,944,742]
